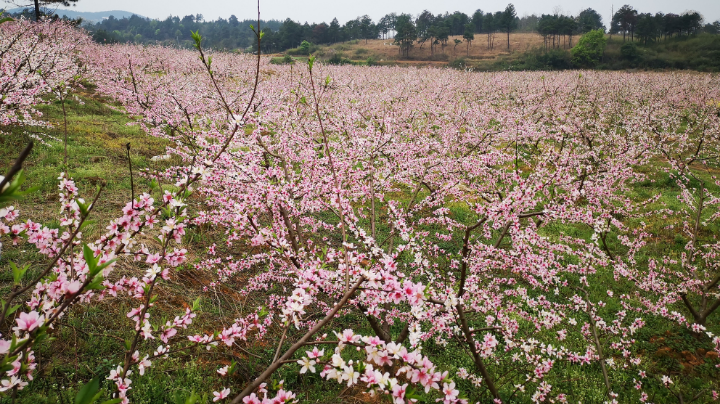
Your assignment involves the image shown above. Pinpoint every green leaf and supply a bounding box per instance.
[75,377,100,404]
[100,399,123,404]
[0,170,35,205]
[83,244,97,271]
[6,305,21,316]
[86,275,105,291]
[184,392,200,404]
[192,297,202,311]
[405,386,422,400]
[79,220,96,230]
[10,262,29,284]
[308,55,316,71]
[78,200,90,217]
[190,30,202,49]
[94,258,117,275]
[0,16,14,25]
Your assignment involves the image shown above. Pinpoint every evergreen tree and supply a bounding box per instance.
[394,14,416,57]
[499,4,518,50]
[578,8,604,33]
[472,10,484,33]
[463,23,474,56]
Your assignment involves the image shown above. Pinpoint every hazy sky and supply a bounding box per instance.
[6,0,720,26]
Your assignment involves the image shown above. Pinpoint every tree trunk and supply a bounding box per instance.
[507,30,510,50]
[34,0,41,22]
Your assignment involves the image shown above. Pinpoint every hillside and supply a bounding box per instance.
[332,33,545,60]
[277,32,549,67]
[2,7,144,23]
[276,32,720,72]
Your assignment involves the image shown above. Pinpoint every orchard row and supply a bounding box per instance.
[1,19,720,404]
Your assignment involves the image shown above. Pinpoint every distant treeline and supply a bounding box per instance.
[6,4,720,54]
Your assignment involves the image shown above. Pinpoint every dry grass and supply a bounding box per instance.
[322,33,550,64]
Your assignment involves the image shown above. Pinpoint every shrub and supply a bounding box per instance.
[538,49,573,69]
[449,57,467,69]
[327,53,353,65]
[571,29,607,67]
[485,49,572,71]
[286,42,318,56]
[300,40,311,55]
[620,42,640,64]
[270,54,295,65]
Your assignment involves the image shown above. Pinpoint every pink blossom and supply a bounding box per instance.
[15,311,44,332]
[213,388,230,402]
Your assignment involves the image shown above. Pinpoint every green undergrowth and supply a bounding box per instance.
[0,88,171,230]
[469,34,720,72]
[1,87,719,403]
[0,90,225,403]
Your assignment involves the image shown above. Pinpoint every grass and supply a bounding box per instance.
[0,85,170,229]
[1,83,719,403]
[0,89,230,403]
[0,87,378,403]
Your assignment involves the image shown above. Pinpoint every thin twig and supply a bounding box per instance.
[231,277,365,403]
[126,143,134,209]
[0,142,33,192]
